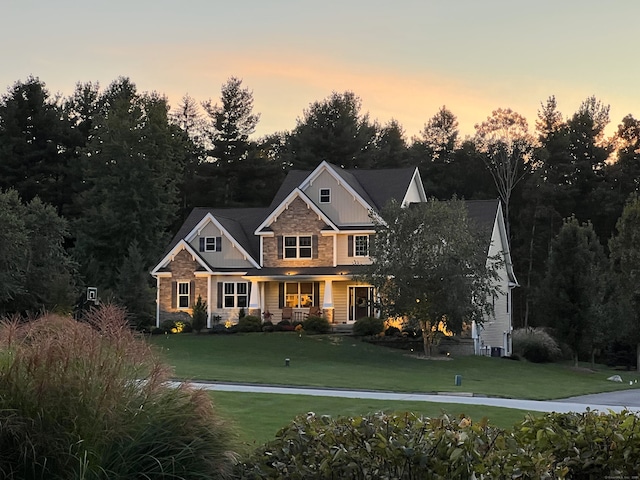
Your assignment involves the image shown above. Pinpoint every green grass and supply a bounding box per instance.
[151,332,640,400]
[210,391,530,453]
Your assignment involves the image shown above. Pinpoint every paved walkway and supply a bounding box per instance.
[173,381,640,415]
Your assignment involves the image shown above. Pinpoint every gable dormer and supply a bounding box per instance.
[299,162,376,226]
[185,213,259,269]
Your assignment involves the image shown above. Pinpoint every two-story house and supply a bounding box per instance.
[151,161,518,355]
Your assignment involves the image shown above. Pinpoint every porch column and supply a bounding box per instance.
[207,276,212,328]
[249,279,261,318]
[323,279,334,323]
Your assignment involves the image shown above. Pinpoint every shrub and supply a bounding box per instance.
[352,316,385,336]
[160,317,192,334]
[0,305,235,479]
[512,327,562,363]
[233,412,555,479]
[385,325,401,337]
[235,410,640,478]
[302,315,330,334]
[262,320,274,332]
[275,320,294,332]
[191,295,207,333]
[237,315,262,333]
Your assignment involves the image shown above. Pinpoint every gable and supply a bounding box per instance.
[301,167,374,225]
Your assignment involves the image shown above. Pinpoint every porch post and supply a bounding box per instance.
[323,279,334,323]
[249,279,261,317]
[206,276,212,328]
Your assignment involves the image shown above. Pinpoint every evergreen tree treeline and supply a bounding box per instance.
[1,76,639,367]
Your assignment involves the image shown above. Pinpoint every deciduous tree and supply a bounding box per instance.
[474,108,535,240]
[364,198,501,356]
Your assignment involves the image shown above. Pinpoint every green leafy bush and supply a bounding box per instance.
[0,305,235,479]
[302,315,330,334]
[235,410,640,478]
[234,412,556,479]
[352,316,385,336]
[261,320,274,332]
[513,327,562,363]
[237,315,262,332]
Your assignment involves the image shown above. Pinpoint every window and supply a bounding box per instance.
[177,282,190,308]
[285,282,314,308]
[224,282,248,308]
[284,235,312,259]
[200,236,221,252]
[319,188,331,203]
[354,235,369,257]
[205,237,217,251]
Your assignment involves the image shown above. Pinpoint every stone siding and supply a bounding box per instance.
[158,248,208,325]
[263,197,333,267]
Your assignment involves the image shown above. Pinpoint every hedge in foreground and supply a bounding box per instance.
[234,409,640,479]
[0,305,235,480]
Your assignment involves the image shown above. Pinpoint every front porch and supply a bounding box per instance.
[244,271,378,326]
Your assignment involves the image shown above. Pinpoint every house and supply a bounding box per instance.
[151,161,518,356]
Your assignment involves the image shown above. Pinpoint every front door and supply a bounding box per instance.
[348,286,373,322]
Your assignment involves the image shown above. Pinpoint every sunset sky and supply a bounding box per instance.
[3,1,639,140]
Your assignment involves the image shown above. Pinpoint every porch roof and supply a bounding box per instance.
[243,265,369,279]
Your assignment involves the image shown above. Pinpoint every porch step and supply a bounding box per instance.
[331,323,354,335]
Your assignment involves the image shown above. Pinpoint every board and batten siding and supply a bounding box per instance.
[302,170,372,225]
[189,222,254,268]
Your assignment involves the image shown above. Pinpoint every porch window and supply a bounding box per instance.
[177,282,190,309]
[285,282,313,308]
[224,282,248,308]
[354,235,369,257]
[284,236,312,259]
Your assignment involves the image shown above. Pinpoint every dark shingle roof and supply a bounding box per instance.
[464,199,499,243]
[269,164,417,212]
[161,207,269,262]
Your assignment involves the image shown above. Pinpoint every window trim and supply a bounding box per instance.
[223,281,248,309]
[177,281,190,309]
[353,235,369,257]
[284,235,313,259]
[285,282,314,308]
[319,188,331,204]
[204,237,217,252]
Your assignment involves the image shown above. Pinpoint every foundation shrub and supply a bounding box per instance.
[512,327,562,363]
[302,316,330,334]
[385,325,402,337]
[0,305,235,479]
[237,315,262,333]
[352,316,385,336]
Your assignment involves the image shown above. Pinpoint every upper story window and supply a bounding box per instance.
[284,235,312,259]
[177,281,190,309]
[200,236,221,252]
[319,188,331,203]
[348,234,370,257]
[354,235,369,257]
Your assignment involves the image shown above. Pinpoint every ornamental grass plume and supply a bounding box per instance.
[0,304,235,480]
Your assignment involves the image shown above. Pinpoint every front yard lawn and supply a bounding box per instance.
[150,332,640,400]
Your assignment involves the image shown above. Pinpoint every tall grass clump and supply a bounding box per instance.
[513,327,562,363]
[0,305,235,479]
